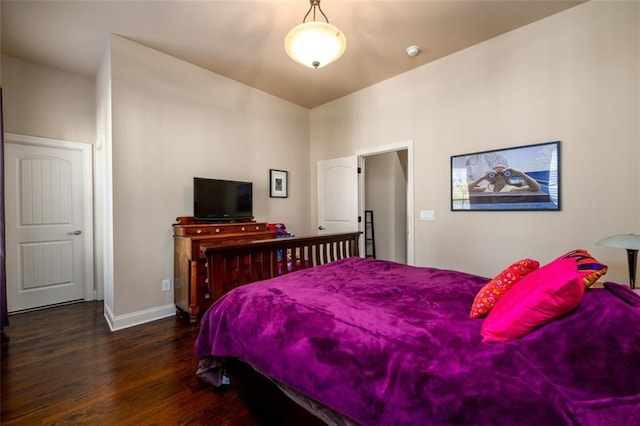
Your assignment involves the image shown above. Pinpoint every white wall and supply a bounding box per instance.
[311,1,640,283]
[2,1,638,324]
[394,150,408,262]
[107,36,310,322]
[1,38,311,326]
[95,41,113,320]
[1,55,95,143]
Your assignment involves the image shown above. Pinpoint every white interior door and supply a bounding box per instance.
[317,156,359,234]
[5,134,93,312]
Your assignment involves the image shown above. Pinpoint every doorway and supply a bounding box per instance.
[362,151,408,263]
[357,140,414,265]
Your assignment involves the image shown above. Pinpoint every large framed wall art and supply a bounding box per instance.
[451,141,561,211]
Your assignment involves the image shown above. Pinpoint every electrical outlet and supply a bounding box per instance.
[162,279,171,292]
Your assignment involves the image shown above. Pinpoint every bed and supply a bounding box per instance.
[195,242,640,425]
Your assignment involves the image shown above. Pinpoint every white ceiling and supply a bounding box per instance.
[1,0,585,109]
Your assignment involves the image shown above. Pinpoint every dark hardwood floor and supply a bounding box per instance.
[1,301,324,425]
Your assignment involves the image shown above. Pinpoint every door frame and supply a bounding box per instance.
[4,132,95,303]
[356,140,414,266]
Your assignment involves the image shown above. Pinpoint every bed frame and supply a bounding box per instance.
[201,232,361,301]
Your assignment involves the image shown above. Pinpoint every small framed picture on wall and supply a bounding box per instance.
[269,169,288,198]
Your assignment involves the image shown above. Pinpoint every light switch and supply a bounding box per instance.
[420,210,435,221]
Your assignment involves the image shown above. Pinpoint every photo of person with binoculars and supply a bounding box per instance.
[467,165,541,193]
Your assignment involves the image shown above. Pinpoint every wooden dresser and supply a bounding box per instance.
[173,217,276,322]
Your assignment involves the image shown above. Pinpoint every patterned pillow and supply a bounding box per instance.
[553,249,608,287]
[469,259,540,318]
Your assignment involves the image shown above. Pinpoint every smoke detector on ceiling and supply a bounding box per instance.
[406,45,421,57]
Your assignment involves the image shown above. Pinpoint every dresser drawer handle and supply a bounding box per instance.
[204,293,210,299]
[205,278,208,283]
[196,229,202,234]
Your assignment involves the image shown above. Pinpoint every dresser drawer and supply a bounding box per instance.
[209,223,268,234]
[216,234,272,245]
[198,232,275,257]
[175,222,268,236]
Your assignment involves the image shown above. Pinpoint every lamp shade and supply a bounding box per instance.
[284,21,347,69]
[597,233,640,290]
[596,234,640,250]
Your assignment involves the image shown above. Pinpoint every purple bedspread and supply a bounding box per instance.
[195,258,640,425]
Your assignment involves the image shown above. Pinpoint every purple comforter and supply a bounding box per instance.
[195,258,640,425]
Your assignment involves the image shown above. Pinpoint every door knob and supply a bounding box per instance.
[68,230,82,235]
[318,226,325,230]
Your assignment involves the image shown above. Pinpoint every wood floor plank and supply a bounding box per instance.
[1,301,324,425]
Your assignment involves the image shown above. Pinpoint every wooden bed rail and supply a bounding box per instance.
[201,232,361,301]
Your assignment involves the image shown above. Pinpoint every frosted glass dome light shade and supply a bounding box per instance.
[285,21,347,69]
[596,233,640,250]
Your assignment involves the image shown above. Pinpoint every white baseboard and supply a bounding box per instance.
[103,303,176,332]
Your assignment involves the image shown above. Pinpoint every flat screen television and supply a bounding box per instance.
[193,177,253,222]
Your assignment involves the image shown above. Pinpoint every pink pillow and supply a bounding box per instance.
[469,259,540,318]
[481,258,584,343]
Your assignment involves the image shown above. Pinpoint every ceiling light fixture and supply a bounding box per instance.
[284,0,347,69]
